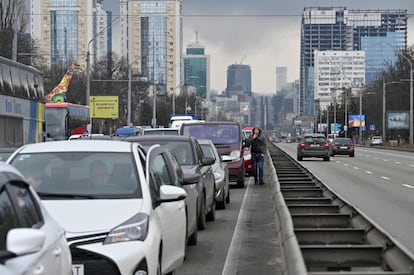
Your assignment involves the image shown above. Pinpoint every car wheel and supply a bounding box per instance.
[323,157,330,161]
[197,195,207,230]
[206,195,216,221]
[188,227,198,246]
[226,188,230,203]
[216,187,226,210]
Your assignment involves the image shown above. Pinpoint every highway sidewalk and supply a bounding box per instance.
[222,160,284,275]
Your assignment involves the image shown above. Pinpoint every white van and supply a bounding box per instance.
[170,115,194,128]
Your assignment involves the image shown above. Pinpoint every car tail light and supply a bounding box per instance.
[299,142,307,148]
[323,142,330,149]
[332,145,338,150]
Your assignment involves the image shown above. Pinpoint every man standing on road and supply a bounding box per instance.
[246,127,267,185]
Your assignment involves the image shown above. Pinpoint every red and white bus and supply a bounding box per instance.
[45,102,90,140]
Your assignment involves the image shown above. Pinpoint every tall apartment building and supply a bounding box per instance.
[31,0,111,68]
[300,7,407,116]
[120,0,182,95]
[314,50,365,110]
[183,34,210,99]
[276,67,287,93]
[226,64,252,96]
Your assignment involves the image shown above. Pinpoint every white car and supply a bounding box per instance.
[7,140,187,275]
[0,162,72,275]
[370,136,383,146]
[198,139,230,209]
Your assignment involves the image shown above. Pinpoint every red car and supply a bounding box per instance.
[242,127,254,176]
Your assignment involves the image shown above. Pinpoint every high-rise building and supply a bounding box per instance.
[276,67,287,93]
[120,0,182,95]
[300,7,407,116]
[314,50,365,110]
[226,64,252,96]
[31,0,112,68]
[183,33,210,99]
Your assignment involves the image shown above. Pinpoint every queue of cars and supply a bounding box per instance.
[1,121,247,274]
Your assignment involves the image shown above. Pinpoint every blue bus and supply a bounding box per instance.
[0,56,45,146]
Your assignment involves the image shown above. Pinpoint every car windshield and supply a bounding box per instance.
[182,124,240,145]
[9,152,141,199]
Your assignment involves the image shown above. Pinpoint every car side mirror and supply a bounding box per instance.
[201,156,215,166]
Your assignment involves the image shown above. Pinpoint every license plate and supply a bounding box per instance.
[340,146,347,149]
[310,144,320,147]
[72,264,84,275]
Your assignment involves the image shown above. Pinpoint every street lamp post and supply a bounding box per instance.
[382,79,402,142]
[400,54,413,146]
[359,89,363,144]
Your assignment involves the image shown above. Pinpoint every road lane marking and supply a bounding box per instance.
[409,164,414,168]
[222,177,252,275]
[353,167,359,170]
[381,176,390,180]
[384,159,389,162]
[395,162,401,164]
[365,171,373,174]
[344,163,349,167]
[403,184,414,189]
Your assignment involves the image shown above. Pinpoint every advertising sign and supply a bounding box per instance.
[387,111,409,129]
[239,102,250,112]
[348,114,365,127]
[90,96,119,119]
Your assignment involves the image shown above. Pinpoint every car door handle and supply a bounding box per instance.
[33,265,45,275]
[53,247,62,257]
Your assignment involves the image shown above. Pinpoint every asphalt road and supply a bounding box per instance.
[177,169,284,274]
[276,143,414,258]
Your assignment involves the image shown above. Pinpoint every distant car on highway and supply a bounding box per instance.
[329,137,355,157]
[297,133,330,161]
[370,136,383,146]
[7,140,188,275]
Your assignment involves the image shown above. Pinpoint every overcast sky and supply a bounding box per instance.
[103,0,414,94]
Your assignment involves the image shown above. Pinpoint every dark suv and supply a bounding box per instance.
[126,135,216,230]
[329,137,355,157]
[297,133,330,161]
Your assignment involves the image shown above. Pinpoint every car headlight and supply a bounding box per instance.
[104,213,149,244]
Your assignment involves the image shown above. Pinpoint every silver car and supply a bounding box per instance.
[0,162,72,275]
[198,139,230,209]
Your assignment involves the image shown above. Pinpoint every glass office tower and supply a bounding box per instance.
[300,7,407,116]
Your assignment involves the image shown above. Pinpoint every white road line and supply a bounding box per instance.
[365,171,373,174]
[344,163,349,166]
[409,164,414,168]
[353,167,359,170]
[222,177,252,275]
[403,184,414,189]
[395,162,401,164]
[381,176,391,180]
[384,159,389,162]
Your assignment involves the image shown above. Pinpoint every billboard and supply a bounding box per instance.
[90,96,119,119]
[348,114,366,127]
[387,111,409,129]
[239,102,250,112]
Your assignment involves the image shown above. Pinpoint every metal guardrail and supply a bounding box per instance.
[268,143,414,275]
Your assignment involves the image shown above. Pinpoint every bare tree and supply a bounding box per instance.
[0,0,27,58]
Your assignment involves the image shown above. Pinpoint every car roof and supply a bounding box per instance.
[13,140,135,154]
[126,135,194,143]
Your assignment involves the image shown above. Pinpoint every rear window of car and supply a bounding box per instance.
[304,136,326,143]
[334,138,352,144]
[9,152,141,198]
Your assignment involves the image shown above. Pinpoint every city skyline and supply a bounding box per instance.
[103,0,414,94]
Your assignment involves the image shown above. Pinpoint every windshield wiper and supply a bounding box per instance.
[37,192,95,199]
